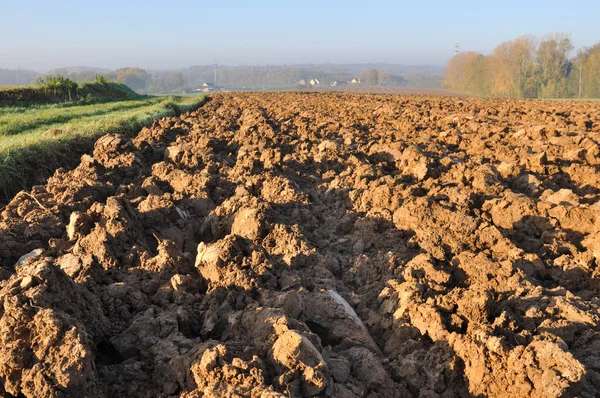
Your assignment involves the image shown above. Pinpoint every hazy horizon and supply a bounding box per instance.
[3,62,447,75]
[3,0,599,71]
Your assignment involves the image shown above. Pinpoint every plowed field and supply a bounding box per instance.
[1,92,600,397]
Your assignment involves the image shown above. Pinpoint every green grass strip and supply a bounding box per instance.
[0,95,208,198]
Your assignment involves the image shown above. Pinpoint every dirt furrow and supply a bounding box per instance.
[0,92,599,397]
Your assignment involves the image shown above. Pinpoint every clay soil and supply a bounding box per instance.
[1,92,600,397]
[313,86,465,96]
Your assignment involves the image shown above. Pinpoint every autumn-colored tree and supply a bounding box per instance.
[481,37,538,98]
[571,44,600,98]
[443,51,486,94]
[512,36,538,97]
[444,33,590,99]
[536,33,573,98]
[115,67,151,91]
[487,42,521,97]
[363,69,379,86]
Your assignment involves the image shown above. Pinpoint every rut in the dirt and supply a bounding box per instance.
[1,92,600,397]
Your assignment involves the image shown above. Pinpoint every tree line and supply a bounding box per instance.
[359,70,408,86]
[3,64,446,94]
[43,67,426,92]
[443,33,600,98]
[43,67,154,92]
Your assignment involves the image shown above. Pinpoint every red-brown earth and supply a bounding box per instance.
[1,92,600,397]
[312,86,465,96]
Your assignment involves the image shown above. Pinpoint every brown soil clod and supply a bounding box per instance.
[1,92,600,397]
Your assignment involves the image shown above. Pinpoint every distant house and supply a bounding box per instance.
[298,79,306,85]
[331,81,347,87]
[191,82,217,93]
[350,78,361,84]
[309,79,320,86]
[201,82,216,92]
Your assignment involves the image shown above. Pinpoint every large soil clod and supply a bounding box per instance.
[1,93,600,397]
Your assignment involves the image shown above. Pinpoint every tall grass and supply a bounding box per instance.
[0,79,140,106]
[36,76,79,101]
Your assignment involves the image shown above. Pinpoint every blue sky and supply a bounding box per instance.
[2,0,599,70]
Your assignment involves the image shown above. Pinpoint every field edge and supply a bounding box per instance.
[0,95,209,201]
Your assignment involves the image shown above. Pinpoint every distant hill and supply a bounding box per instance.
[48,66,112,74]
[286,63,445,75]
[0,69,39,86]
[0,63,446,93]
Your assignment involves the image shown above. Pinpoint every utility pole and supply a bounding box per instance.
[213,60,218,87]
[454,43,460,56]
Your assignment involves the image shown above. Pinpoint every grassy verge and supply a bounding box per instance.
[0,98,166,135]
[0,94,208,198]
